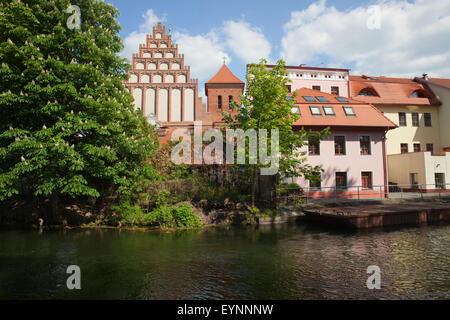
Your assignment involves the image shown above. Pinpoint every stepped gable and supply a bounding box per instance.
[124,22,206,124]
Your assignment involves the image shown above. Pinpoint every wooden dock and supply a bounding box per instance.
[302,201,450,229]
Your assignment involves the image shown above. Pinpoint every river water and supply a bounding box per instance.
[0,222,449,299]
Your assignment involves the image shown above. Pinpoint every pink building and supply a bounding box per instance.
[265,64,350,97]
[290,88,397,198]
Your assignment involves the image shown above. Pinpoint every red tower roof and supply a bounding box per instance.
[206,64,244,84]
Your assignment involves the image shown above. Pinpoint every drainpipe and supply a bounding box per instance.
[347,72,351,98]
[382,128,389,198]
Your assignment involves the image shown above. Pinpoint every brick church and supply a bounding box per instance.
[124,22,244,140]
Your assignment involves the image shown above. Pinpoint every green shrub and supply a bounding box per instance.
[172,203,202,228]
[143,203,202,229]
[111,201,145,226]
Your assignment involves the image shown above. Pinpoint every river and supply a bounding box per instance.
[0,222,449,299]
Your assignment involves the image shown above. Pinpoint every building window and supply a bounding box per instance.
[343,106,355,116]
[358,88,377,96]
[315,96,329,102]
[413,143,421,152]
[336,97,348,102]
[435,173,445,189]
[303,96,316,102]
[228,95,233,109]
[424,113,432,127]
[360,136,371,155]
[291,106,300,114]
[410,173,419,188]
[312,85,321,91]
[286,85,292,93]
[336,172,347,189]
[334,136,346,155]
[323,106,335,116]
[309,179,321,190]
[410,90,427,98]
[308,140,320,155]
[400,143,408,153]
[412,112,419,127]
[361,172,373,189]
[398,112,407,126]
[331,86,339,95]
[426,143,434,154]
[218,95,222,109]
[309,106,322,115]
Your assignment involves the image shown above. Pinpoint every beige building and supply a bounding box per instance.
[350,75,447,190]
[415,77,450,152]
[388,152,449,189]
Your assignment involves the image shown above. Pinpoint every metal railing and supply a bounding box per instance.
[274,183,450,205]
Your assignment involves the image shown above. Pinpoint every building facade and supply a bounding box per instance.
[415,77,450,151]
[291,88,396,198]
[124,23,205,135]
[349,75,447,189]
[264,64,350,97]
[125,22,243,140]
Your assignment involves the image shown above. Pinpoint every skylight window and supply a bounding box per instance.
[291,106,300,114]
[336,97,348,103]
[315,96,329,102]
[343,106,356,116]
[323,106,335,116]
[303,96,316,102]
[310,106,322,115]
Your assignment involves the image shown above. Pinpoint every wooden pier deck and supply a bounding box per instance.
[302,201,450,229]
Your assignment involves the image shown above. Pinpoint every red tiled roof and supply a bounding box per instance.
[206,64,244,84]
[349,75,439,105]
[428,78,450,88]
[291,88,397,129]
[292,88,366,105]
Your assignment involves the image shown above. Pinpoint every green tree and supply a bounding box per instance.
[0,0,159,221]
[223,59,328,205]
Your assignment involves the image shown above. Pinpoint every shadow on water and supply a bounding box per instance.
[0,221,449,300]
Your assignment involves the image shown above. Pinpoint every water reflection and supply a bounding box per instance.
[0,223,449,299]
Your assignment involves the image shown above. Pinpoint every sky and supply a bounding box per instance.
[108,0,450,99]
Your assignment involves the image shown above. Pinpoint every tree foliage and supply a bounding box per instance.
[0,0,159,209]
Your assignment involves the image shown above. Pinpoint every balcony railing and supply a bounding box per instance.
[274,183,450,205]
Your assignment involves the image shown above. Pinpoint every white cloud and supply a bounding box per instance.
[121,9,166,61]
[281,0,450,77]
[173,30,230,81]
[222,20,271,64]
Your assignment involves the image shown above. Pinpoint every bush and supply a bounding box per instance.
[143,203,202,229]
[172,203,202,228]
[111,201,145,226]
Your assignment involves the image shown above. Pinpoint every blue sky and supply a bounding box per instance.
[108,0,450,98]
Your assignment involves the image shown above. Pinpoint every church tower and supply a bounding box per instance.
[204,64,245,125]
[124,22,204,125]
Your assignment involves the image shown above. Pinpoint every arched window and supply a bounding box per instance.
[228,95,233,109]
[410,90,427,98]
[218,95,222,109]
[358,88,378,96]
